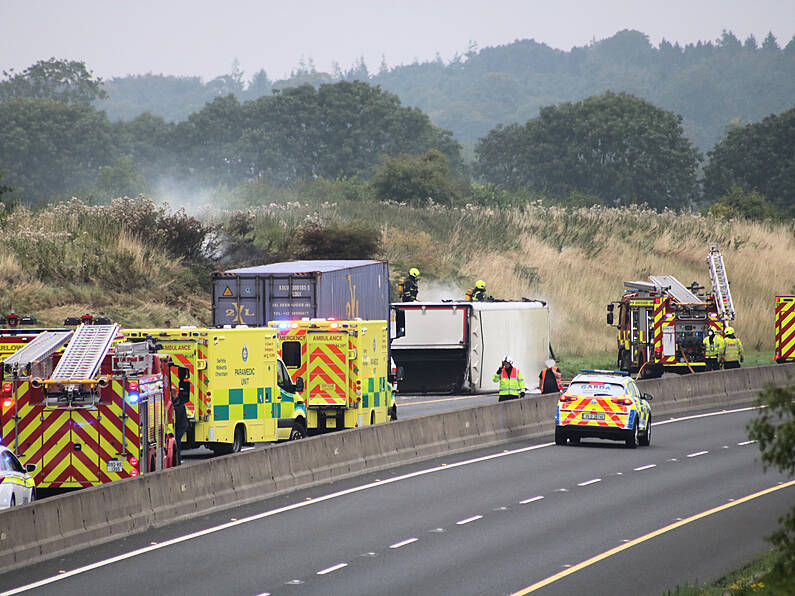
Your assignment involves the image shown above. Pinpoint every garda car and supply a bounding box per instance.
[0,445,36,508]
[555,370,652,448]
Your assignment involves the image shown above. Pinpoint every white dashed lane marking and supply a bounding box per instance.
[737,440,756,446]
[390,538,418,549]
[687,450,709,458]
[457,515,484,525]
[578,478,601,486]
[520,496,544,504]
[634,464,657,471]
[317,563,348,575]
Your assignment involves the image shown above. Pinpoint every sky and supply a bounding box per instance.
[2,0,794,83]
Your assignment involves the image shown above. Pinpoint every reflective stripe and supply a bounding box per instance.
[493,367,524,395]
[723,337,743,362]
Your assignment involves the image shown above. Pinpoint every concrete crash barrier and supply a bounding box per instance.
[1,363,793,572]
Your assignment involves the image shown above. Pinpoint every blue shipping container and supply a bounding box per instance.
[212,260,390,326]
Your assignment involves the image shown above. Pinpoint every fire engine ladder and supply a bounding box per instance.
[707,244,735,322]
[50,324,120,381]
[648,276,701,304]
[2,330,74,374]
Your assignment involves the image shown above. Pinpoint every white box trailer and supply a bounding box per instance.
[390,301,550,394]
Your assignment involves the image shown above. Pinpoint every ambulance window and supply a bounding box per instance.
[282,341,301,367]
[277,360,291,390]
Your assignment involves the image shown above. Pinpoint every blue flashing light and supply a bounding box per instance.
[127,392,140,404]
[580,369,630,376]
[278,322,289,330]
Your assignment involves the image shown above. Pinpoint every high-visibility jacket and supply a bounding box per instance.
[723,336,744,362]
[493,366,524,397]
[703,335,723,358]
[539,366,562,393]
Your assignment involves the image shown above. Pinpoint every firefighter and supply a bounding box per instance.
[702,329,723,371]
[494,356,525,402]
[539,359,563,393]
[171,366,191,463]
[721,326,744,369]
[401,268,420,302]
[471,280,487,302]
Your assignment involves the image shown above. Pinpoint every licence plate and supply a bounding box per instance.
[582,412,605,421]
[107,460,123,473]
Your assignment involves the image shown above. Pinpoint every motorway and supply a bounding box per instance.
[1,403,792,596]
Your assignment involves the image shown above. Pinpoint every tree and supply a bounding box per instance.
[0,170,13,201]
[474,92,702,209]
[706,185,778,220]
[747,382,795,586]
[0,99,115,201]
[703,107,795,216]
[0,58,106,105]
[371,150,465,206]
[296,221,380,260]
[96,155,149,199]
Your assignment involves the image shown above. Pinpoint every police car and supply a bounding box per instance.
[0,445,36,508]
[555,370,653,448]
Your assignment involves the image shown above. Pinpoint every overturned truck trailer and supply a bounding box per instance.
[391,301,550,394]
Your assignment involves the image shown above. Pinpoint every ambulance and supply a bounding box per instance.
[269,319,395,433]
[123,327,307,453]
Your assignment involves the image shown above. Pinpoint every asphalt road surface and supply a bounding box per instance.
[2,404,792,596]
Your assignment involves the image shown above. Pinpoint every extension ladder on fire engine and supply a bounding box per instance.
[707,244,735,322]
[2,330,74,374]
[50,324,120,381]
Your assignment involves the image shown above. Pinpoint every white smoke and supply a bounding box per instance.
[419,280,468,302]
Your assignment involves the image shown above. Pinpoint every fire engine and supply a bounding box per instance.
[269,319,395,433]
[0,324,172,489]
[123,326,307,452]
[775,295,794,363]
[607,244,735,378]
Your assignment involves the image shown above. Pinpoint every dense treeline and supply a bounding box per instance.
[94,30,795,152]
[0,54,793,216]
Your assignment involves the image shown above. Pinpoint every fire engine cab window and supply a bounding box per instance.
[282,341,301,368]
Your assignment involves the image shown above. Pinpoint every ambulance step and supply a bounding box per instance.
[2,330,74,373]
[51,324,120,381]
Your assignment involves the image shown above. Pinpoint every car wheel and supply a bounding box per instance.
[555,427,567,446]
[639,415,652,446]
[569,435,581,445]
[625,420,639,449]
[289,419,307,441]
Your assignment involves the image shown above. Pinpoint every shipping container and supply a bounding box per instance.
[390,301,550,394]
[213,260,390,327]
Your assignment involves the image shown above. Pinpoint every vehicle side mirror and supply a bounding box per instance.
[25,463,36,473]
[395,366,405,382]
[642,393,653,401]
[295,377,305,393]
[607,312,614,325]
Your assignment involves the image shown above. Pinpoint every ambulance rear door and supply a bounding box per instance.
[307,331,349,407]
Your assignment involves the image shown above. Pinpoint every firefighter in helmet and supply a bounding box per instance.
[702,328,723,371]
[401,268,420,302]
[721,326,744,369]
[493,355,525,402]
[471,280,487,302]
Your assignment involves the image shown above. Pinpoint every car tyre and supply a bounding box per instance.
[639,416,652,447]
[625,420,639,449]
[555,427,567,446]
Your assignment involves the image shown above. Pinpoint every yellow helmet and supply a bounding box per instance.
[725,326,734,335]
[409,268,420,278]
[475,280,486,289]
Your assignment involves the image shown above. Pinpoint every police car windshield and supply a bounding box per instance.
[568,381,625,397]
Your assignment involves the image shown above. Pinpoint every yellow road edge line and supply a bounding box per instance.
[511,478,795,595]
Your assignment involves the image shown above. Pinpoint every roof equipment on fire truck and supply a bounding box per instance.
[2,330,74,375]
[50,324,119,381]
[707,243,735,323]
